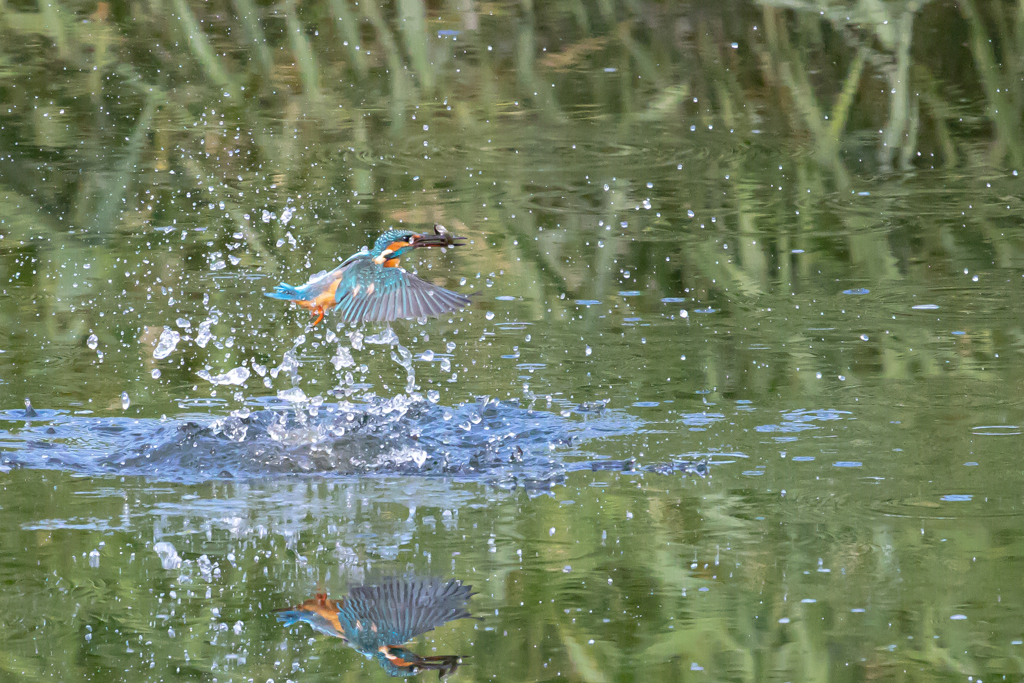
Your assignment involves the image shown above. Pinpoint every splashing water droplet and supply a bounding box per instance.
[197,367,251,386]
[195,317,216,348]
[88,550,100,568]
[485,311,495,320]
[151,369,161,379]
[421,349,435,361]
[277,387,308,403]
[153,542,182,570]
[331,346,355,370]
[585,345,592,356]
[121,392,130,410]
[87,334,98,350]
[153,328,181,360]
[365,328,398,345]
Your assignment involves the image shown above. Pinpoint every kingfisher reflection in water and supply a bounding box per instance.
[275,576,475,678]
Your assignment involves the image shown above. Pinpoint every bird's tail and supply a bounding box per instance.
[264,282,306,301]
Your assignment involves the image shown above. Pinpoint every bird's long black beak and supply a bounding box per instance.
[409,224,467,249]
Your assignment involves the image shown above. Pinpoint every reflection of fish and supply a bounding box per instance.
[264,224,469,326]
[275,577,474,678]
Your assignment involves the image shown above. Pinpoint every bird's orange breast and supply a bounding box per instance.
[312,277,341,307]
[292,594,346,635]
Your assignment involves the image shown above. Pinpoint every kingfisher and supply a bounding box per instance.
[275,576,474,679]
[264,224,470,327]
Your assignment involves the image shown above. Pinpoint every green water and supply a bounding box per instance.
[2,0,1024,680]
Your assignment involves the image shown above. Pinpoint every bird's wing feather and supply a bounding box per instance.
[334,260,470,324]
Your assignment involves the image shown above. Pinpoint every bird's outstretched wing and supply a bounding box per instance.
[334,260,470,324]
[340,577,475,645]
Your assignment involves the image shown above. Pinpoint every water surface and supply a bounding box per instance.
[2,0,1024,680]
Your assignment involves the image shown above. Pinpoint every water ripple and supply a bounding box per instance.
[971,425,1021,436]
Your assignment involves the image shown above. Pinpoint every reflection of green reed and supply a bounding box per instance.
[1,469,1015,682]
[0,1,1021,411]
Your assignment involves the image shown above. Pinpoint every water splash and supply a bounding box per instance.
[153,541,182,570]
[195,316,217,348]
[198,367,251,386]
[153,328,181,360]
[0,394,707,487]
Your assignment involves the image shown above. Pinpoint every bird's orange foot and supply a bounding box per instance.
[310,307,324,326]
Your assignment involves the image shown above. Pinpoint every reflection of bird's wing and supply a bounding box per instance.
[340,577,474,645]
[334,260,470,324]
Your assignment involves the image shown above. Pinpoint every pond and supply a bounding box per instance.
[1,0,1024,680]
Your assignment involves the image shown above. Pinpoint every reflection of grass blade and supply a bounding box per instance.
[559,627,609,683]
[92,97,156,233]
[359,0,409,123]
[829,44,868,141]
[231,0,273,82]
[516,8,535,95]
[879,9,915,171]
[633,84,688,122]
[959,0,1023,166]
[398,0,432,92]
[912,64,960,166]
[172,0,238,98]
[759,6,851,189]
[283,0,322,101]
[327,0,367,77]
[37,0,70,59]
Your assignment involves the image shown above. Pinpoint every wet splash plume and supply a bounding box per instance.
[0,394,707,486]
[112,394,642,481]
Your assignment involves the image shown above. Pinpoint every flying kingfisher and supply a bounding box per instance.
[275,576,474,679]
[264,224,470,327]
